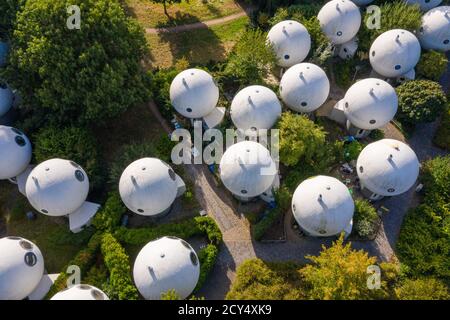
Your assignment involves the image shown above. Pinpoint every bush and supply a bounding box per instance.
[194,216,223,246]
[101,233,139,300]
[149,67,179,120]
[353,199,380,239]
[433,106,450,151]
[0,0,24,34]
[421,156,450,207]
[395,278,449,300]
[226,259,305,300]
[92,192,126,232]
[369,129,385,141]
[252,207,282,241]
[396,80,447,125]
[83,264,109,291]
[417,51,448,81]
[34,126,103,189]
[194,244,219,292]
[161,289,181,300]
[224,29,276,86]
[45,232,102,299]
[333,59,357,90]
[344,141,364,162]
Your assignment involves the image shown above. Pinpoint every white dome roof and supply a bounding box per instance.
[352,0,374,6]
[119,158,179,216]
[370,29,421,78]
[418,6,450,52]
[343,78,398,130]
[317,0,361,45]
[0,126,32,180]
[405,0,442,11]
[292,176,354,237]
[280,63,330,113]
[357,139,420,196]
[267,20,311,67]
[0,83,13,117]
[0,237,44,300]
[25,159,90,216]
[133,236,200,300]
[230,85,282,132]
[220,141,277,198]
[170,68,219,119]
[51,284,109,300]
[0,41,9,67]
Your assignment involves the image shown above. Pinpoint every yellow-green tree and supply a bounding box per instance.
[395,278,449,300]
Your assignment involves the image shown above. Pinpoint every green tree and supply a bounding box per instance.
[161,289,181,300]
[2,0,151,126]
[417,51,448,81]
[396,80,447,125]
[150,0,182,19]
[0,0,25,35]
[33,126,103,189]
[434,104,450,151]
[278,112,327,167]
[395,278,449,300]
[301,235,389,300]
[353,199,380,239]
[224,29,276,86]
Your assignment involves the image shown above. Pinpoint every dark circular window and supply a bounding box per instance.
[369,119,376,124]
[41,209,48,214]
[24,252,37,267]
[345,102,349,108]
[91,289,104,300]
[343,48,348,53]
[284,54,290,60]
[241,190,248,195]
[19,240,33,250]
[359,166,364,173]
[15,136,26,147]
[137,209,144,213]
[394,65,402,70]
[301,102,308,107]
[292,204,296,212]
[168,169,176,181]
[11,128,23,136]
[371,51,376,57]
[337,31,343,37]
[186,107,192,113]
[444,39,449,45]
[387,188,395,193]
[190,252,198,266]
[75,170,85,182]
[319,229,327,235]
[181,240,191,249]
[251,126,257,131]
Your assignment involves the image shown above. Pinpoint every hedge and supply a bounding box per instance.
[352,199,380,240]
[92,192,126,232]
[101,233,139,300]
[44,232,102,299]
[194,216,222,246]
[194,244,219,293]
[433,106,450,151]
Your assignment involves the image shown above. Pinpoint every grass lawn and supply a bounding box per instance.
[146,15,248,68]
[0,182,91,273]
[123,0,245,28]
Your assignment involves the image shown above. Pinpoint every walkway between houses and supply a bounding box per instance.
[145,6,255,34]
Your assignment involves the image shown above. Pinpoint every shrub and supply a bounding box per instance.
[369,129,385,141]
[83,264,109,291]
[92,192,126,232]
[45,232,102,299]
[417,51,448,81]
[149,67,179,120]
[396,80,447,125]
[253,207,282,241]
[161,289,181,300]
[226,259,305,300]
[194,216,223,246]
[421,156,450,207]
[344,141,364,162]
[433,106,450,151]
[333,59,357,90]
[0,0,25,34]
[34,126,103,189]
[194,244,219,292]
[224,29,276,86]
[395,278,449,300]
[101,233,139,300]
[353,199,380,239]
[278,112,327,167]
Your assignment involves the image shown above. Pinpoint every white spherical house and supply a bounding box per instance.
[133,236,200,300]
[267,20,311,68]
[0,82,14,117]
[357,139,420,200]
[370,29,421,78]
[0,237,45,300]
[292,176,354,237]
[119,158,183,216]
[230,85,282,133]
[170,68,219,119]
[220,141,277,200]
[0,126,32,180]
[0,41,9,67]
[279,63,330,113]
[25,159,90,216]
[317,0,361,45]
[343,78,398,130]
[51,284,109,300]
[418,6,450,52]
[405,0,442,11]
[352,0,374,6]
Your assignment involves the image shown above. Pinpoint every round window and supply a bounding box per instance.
[186,107,192,113]
[251,126,257,131]
[337,31,343,37]
[387,188,395,193]
[91,289,104,300]
[359,166,364,173]
[24,252,37,267]
[168,169,176,181]
[292,204,296,212]
[369,120,376,124]
[371,51,375,57]
[301,102,308,107]
[41,209,48,214]
[241,190,248,195]
[190,252,198,266]
[394,65,402,70]
[15,136,26,147]
[345,102,349,108]
[19,240,33,250]
[444,39,449,45]
[137,209,144,213]
[284,54,290,60]
[75,170,85,182]
[343,48,348,53]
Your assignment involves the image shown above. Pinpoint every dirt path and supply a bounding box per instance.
[145,6,255,34]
